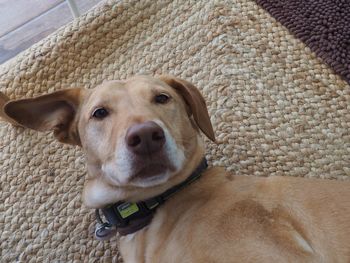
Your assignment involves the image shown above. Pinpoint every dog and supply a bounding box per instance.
[1,75,350,263]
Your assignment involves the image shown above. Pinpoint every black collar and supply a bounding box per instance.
[95,158,208,239]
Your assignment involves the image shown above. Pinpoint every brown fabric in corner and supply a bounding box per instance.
[255,0,350,84]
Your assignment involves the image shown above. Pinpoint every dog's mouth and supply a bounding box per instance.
[132,163,167,178]
[127,155,178,186]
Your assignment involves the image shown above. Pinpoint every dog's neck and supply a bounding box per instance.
[94,158,208,239]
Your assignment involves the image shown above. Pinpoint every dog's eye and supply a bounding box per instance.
[92,108,109,119]
[154,93,170,104]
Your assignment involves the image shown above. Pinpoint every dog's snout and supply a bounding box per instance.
[126,121,165,155]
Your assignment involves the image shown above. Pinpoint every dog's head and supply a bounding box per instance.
[4,75,215,207]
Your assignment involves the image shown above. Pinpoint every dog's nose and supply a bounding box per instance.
[126,121,166,155]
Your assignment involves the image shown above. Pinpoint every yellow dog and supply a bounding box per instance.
[1,75,350,263]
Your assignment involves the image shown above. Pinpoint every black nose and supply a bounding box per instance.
[125,121,166,155]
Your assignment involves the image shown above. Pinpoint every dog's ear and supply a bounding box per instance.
[4,88,86,146]
[158,75,215,142]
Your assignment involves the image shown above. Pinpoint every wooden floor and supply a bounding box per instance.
[0,0,102,64]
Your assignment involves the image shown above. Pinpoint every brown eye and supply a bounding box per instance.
[155,93,170,104]
[92,108,109,119]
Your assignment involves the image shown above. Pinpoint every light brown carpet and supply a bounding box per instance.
[0,0,349,262]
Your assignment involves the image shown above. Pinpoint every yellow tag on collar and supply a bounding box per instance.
[117,203,139,219]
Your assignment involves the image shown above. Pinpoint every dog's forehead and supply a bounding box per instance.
[84,76,174,107]
[124,75,171,92]
[93,76,172,97]
[86,81,126,103]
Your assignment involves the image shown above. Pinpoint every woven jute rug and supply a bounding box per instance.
[0,0,349,262]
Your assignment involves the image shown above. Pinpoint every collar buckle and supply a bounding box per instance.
[94,210,117,241]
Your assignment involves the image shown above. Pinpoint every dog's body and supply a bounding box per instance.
[1,75,350,263]
[120,171,350,263]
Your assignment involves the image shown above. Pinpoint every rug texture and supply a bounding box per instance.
[0,0,349,262]
[255,0,350,84]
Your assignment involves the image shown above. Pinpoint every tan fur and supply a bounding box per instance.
[2,75,350,263]
[118,169,350,263]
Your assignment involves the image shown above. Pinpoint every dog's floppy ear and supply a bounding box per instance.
[158,75,215,142]
[3,88,86,145]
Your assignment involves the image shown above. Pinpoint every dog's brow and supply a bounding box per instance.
[149,86,169,94]
[87,87,127,107]
[94,99,118,106]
